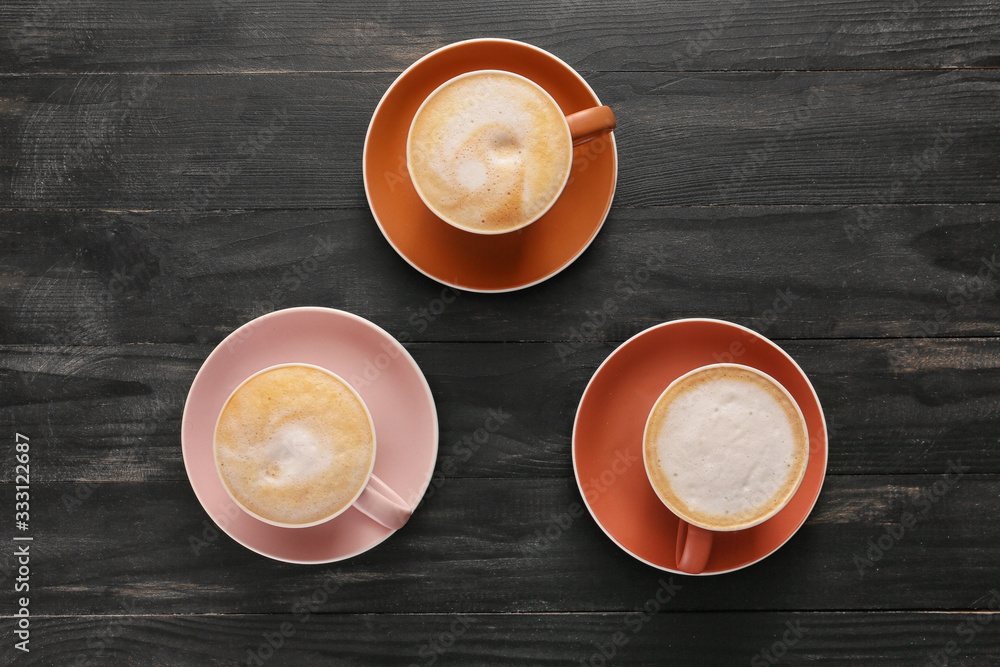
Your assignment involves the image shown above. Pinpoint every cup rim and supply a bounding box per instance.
[212,362,378,529]
[641,362,810,533]
[405,68,574,236]
[362,37,619,294]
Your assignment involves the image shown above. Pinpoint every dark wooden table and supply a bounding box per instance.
[3,2,1000,664]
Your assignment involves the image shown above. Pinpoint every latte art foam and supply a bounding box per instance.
[645,366,808,531]
[407,71,572,232]
[214,366,374,525]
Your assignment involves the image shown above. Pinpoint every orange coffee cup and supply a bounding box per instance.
[406,69,614,235]
[642,364,810,574]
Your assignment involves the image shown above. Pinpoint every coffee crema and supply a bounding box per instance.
[407,70,572,233]
[214,365,374,526]
[644,366,808,531]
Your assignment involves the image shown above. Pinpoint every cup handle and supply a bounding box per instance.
[353,474,411,530]
[566,106,616,146]
[676,520,714,574]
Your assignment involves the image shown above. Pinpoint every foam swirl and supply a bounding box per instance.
[408,71,571,232]
[214,366,374,525]
[645,366,808,531]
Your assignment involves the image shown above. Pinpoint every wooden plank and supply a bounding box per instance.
[2,337,999,480]
[1,205,999,344]
[3,610,1000,665]
[4,0,997,659]
[2,71,998,209]
[2,0,999,74]
[2,477,996,614]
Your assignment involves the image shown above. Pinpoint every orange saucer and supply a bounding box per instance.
[573,319,829,575]
[363,39,618,292]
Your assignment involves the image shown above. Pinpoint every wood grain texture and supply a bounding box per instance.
[3,2,1000,662]
[1,477,995,615]
[2,0,999,74]
[3,611,1000,666]
[1,337,999,481]
[2,205,999,344]
[2,71,998,209]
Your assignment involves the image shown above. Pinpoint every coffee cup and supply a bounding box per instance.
[406,68,615,235]
[213,363,411,530]
[642,363,809,574]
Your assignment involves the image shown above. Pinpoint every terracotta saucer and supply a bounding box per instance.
[572,319,828,575]
[181,307,438,564]
[363,38,618,292]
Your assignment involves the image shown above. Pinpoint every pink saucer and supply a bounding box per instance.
[181,307,439,563]
[573,318,828,575]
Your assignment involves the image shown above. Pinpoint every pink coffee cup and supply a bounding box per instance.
[213,363,411,530]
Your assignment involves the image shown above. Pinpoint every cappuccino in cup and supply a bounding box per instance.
[407,70,573,234]
[644,364,808,532]
[214,364,375,527]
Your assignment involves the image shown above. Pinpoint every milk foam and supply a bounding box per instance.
[214,366,374,525]
[408,71,571,232]
[645,367,807,531]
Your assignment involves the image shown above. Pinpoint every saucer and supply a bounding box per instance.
[363,38,618,292]
[572,319,828,575]
[181,307,438,564]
